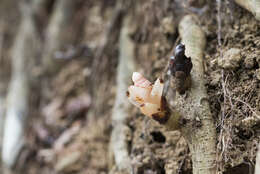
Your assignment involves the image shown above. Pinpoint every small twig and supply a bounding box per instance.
[222,75,260,127]
[216,0,230,172]
[0,20,5,164]
[231,97,260,119]
[219,73,259,120]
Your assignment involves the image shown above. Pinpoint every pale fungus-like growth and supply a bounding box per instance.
[127,72,168,121]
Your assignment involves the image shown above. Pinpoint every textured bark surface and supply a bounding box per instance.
[170,15,217,174]
[2,2,40,168]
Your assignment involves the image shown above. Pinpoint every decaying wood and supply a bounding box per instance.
[42,0,76,74]
[2,1,41,168]
[162,15,217,174]
[234,0,260,20]
[109,16,136,173]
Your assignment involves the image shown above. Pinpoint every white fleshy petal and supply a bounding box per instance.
[128,97,142,107]
[150,78,164,105]
[128,72,166,118]
[132,72,142,82]
[132,72,152,88]
[128,85,151,105]
[140,103,160,117]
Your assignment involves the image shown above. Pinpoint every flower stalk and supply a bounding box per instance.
[127,15,218,174]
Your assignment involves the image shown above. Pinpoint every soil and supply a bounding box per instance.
[3,0,259,174]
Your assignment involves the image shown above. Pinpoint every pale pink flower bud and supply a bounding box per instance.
[132,72,152,88]
[127,72,164,118]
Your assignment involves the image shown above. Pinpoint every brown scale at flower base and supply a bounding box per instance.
[127,72,170,123]
[169,44,192,94]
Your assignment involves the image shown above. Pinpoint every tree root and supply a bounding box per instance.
[177,14,217,174]
[0,20,6,162]
[160,15,217,174]
[240,114,260,129]
[42,0,76,74]
[234,0,260,21]
[2,1,41,168]
[255,142,260,174]
[109,16,136,174]
[2,0,77,169]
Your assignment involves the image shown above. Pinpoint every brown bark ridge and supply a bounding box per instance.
[165,15,217,174]
[109,16,136,173]
[2,1,41,168]
[234,0,260,21]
